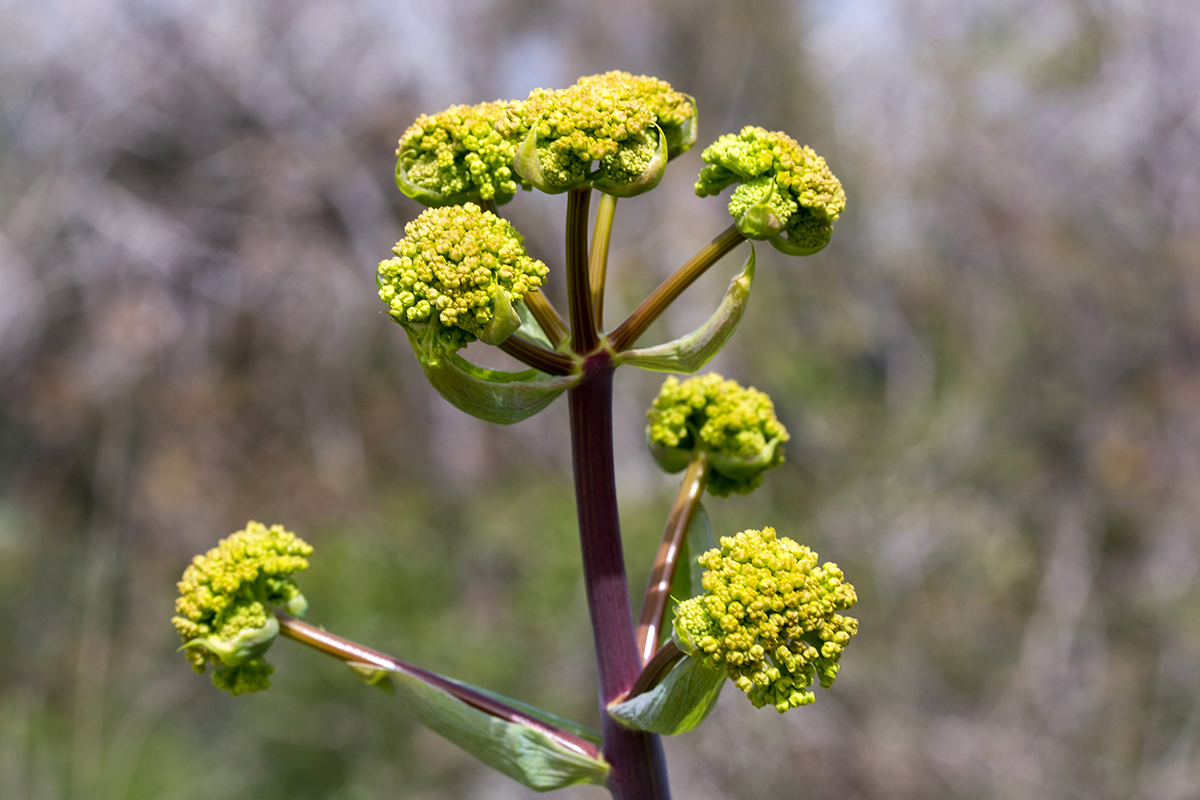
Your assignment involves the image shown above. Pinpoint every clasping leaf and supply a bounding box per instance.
[615,245,754,373]
[348,662,609,791]
[608,655,724,735]
[407,329,579,425]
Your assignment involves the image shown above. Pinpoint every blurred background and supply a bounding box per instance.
[2,0,1199,797]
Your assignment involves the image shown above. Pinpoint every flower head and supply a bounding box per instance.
[673,527,858,713]
[646,373,789,497]
[497,79,667,195]
[396,100,528,207]
[172,522,313,695]
[574,72,697,158]
[377,203,548,364]
[695,126,846,255]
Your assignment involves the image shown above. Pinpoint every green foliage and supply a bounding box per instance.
[349,664,610,791]
[172,521,313,695]
[646,373,789,496]
[695,126,846,254]
[607,656,724,735]
[377,203,548,364]
[396,100,528,207]
[672,527,858,713]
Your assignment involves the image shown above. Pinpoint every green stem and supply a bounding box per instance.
[636,453,709,664]
[589,193,618,326]
[566,188,600,354]
[523,289,570,348]
[610,225,745,352]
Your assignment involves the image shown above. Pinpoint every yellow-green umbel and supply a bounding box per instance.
[377,203,549,365]
[673,527,858,713]
[695,126,846,255]
[646,373,789,497]
[396,100,528,207]
[573,71,697,158]
[173,522,313,695]
[497,79,668,196]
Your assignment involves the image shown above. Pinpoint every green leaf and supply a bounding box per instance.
[406,329,578,425]
[349,662,609,791]
[615,245,755,373]
[445,678,603,746]
[479,284,521,346]
[608,655,724,735]
[514,299,556,352]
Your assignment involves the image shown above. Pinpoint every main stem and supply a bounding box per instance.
[569,366,670,800]
[564,187,670,800]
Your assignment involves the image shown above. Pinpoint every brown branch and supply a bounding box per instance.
[610,225,745,352]
[498,334,576,375]
[275,612,602,760]
[636,453,709,663]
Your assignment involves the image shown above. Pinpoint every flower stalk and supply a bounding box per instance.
[610,225,745,351]
[275,612,602,760]
[636,452,709,664]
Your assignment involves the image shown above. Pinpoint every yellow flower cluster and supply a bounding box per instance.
[673,527,858,712]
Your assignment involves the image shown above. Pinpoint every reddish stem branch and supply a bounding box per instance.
[610,225,745,352]
[498,334,575,375]
[275,612,601,760]
[636,453,709,664]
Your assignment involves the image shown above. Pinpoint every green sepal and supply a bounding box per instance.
[351,662,609,790]
[514,299,557,352]
[406,329,578,424]
[664,95,699,160]
[768,232,829,257]
[734,183,785,240]
[395,150,475,208]
[591,125,668,198]
[180,615,279,668]
[608,656,724,735]
[709,436,783,481]
[615,245,755,374]
[663,502,716,648]
[479,284,521,346]
[513,116,585,194]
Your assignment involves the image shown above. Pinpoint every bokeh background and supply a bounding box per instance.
[2,0,1199,797]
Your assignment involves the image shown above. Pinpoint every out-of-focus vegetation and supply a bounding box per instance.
[2,0,1198,798]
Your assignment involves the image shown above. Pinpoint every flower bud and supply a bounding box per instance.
[646,374,790,497]
[673,527,859,713]
[696,126,845,255]
[172,521,313,695]
[396,101,527,207]
[377,203,548,365]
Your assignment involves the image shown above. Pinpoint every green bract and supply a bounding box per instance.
[695,126,846,255]
[646,373,789,497]
[172,521,313,695]
[574,71,698,158]
[396,101,528,207]
[377,203,549,365]
[672,527,858,713]
[497,80,667,196]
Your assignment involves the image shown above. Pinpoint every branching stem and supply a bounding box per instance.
[589,193,618,325]
[610,225,745,352]
[498,335,576,375]
[275,612,601,760]
[523,290,570,348]
[636,453,709,664]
